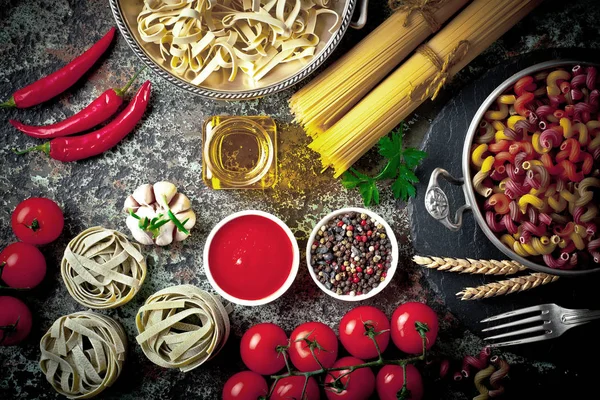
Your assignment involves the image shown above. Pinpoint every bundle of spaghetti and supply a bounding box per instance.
[289,0,469,138]
[309,0,543,177]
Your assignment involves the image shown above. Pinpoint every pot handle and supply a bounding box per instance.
[350,0,369,29]
[425,168,471,232]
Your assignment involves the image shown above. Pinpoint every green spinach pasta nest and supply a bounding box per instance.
[135,284,232,372]
[39,311,127,399]
[61,226,147,309]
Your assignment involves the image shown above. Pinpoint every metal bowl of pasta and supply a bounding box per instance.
[109,0,368,100]
[425,59,600,276]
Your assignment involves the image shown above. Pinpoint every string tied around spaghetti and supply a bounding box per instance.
[410,40,470,101]
[388,0,448,32]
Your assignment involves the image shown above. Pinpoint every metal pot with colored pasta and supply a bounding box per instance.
[425,60,600,276]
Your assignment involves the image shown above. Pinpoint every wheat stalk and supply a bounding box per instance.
[413,255,528,275]
[456,273,560,300]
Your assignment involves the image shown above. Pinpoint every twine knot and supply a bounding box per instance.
[388,0,448,32]
[410,40,470,101]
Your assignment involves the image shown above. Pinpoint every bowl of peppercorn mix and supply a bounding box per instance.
[307,208,398,301]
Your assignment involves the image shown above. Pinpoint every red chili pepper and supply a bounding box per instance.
[1,27,116,109]
[14,81,151,162]
[9,68,145,139]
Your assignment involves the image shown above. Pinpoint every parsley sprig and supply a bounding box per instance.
[341,123,427,206]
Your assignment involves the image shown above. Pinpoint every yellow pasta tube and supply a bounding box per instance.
[547,70,571,96]
[560,117,573,138]
[518,194,545,213]
[507,115,525,129]
[471,144,489,168]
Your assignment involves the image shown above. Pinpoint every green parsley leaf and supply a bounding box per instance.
[403,148,428,170]
[358,182,375,206]
[341,171,362,189]
[339,121,427,205]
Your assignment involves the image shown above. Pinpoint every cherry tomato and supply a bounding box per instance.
[222,371,268,400]
[241,323,288,375]
[0,242,46,289]
[271,376,320,400]
[339,306,390,359]
[289,322,338,372]
[11,197,64,245]
[376,364,424,400]
[0,296,32,346]
[391,302,439,354]
[324,356,375,400]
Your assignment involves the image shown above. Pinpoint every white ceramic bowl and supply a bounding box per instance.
[203,210,300,306]
[306,207,399,301]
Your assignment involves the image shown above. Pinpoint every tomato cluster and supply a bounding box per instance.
[223,303,439,400]
[1,198,64,347]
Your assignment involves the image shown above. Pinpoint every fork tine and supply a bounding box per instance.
[480,305,545,323]
[481,315,545,332]
[488,333,554,348]
[484,323,549,341]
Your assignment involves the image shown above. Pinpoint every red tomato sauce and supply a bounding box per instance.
[208,215,294,301]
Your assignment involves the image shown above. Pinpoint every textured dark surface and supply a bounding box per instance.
[409,49,600,399]
[0,0,599,399]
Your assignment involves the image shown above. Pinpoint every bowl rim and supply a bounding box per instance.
[203,210,300,306]
[462,59,600,276]
[306,207,399,301]
[108,0,357,100]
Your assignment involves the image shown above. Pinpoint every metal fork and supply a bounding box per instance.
[480,303,600,347]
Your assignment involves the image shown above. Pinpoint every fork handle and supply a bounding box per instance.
[562,310,600,325]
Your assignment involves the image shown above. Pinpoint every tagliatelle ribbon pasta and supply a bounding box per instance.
[137,0,339,85]
[61,226,147,309]
[135,285,232,372]
[39,312,127,399]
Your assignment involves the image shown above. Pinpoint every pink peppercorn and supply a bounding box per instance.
[347,225,354,231]
[360,220,367,226]
[377,263,383,270]
[382,272,387,278]
[366,267,373,275]
[361,235,367,242]
[367,230,372,236]
[356,266,363,273]
[337,221,344,227]
[353,277,360,283]
[357,291,362,295]
[341,265,346,271]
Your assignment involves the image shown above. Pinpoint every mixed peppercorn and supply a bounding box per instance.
[310,212,393,296]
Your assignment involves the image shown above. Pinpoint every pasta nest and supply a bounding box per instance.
[61,226,147,309]
[135,284,232,372]
[39,312,127,399]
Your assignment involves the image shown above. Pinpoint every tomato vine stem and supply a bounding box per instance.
[270,321,430,399]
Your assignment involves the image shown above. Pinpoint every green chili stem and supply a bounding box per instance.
[0,97,16,108]
[13,142,51,156]
[114,67,147,97]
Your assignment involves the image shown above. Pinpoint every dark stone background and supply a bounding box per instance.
[0,0,599,399]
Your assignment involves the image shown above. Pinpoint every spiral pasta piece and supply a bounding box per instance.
[39,312,126,399]
[61,227,147,309]
[135,284,232,372]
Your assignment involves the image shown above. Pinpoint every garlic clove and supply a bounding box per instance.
[123,196,140,213]
[169,193,192,214]
[174,209,196,242]
[126,215,155,245]
[155,221,176,246]
[132,184,155,206]
[154,182,177,209]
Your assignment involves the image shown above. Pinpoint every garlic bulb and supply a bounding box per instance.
[124,182,196,246]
